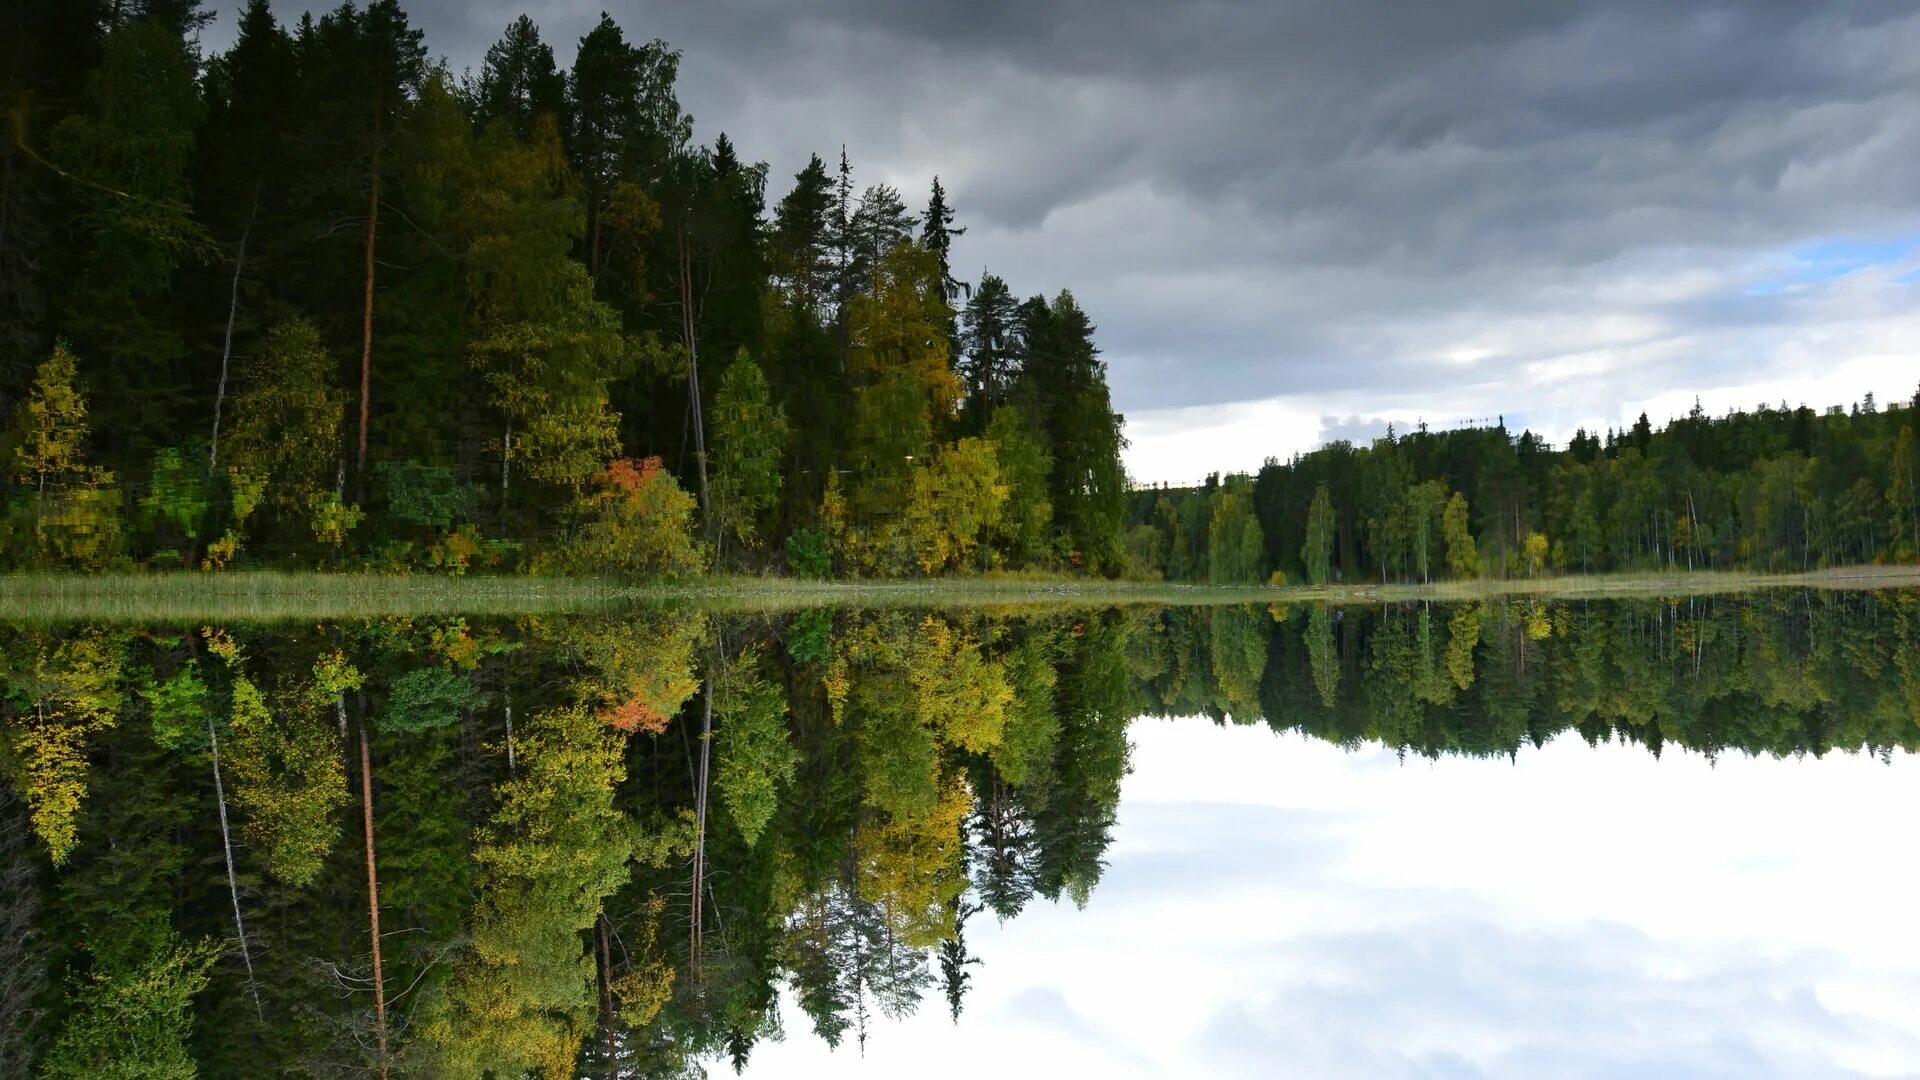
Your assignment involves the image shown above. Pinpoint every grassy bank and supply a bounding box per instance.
[0,564,1917,622]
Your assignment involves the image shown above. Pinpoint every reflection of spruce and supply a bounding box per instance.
[939,899,984,1022]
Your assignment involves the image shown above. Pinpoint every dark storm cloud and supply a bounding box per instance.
[208,1,1920,447]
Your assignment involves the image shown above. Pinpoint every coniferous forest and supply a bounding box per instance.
[1129,394,1920,587]
[1,1,1129,578]
[4,4,1919,589]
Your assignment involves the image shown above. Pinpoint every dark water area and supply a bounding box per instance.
[5,590,1918,1077]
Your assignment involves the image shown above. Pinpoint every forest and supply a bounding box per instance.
[4,591,1917,1075]
[0,1,1130,578]
[1130,392,1920,586]
[6,5,1919,591]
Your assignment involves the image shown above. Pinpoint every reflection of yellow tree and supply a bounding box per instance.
[856,774,971,948]
[419,705,636,1077]
[219,650,358,888]
[908,616,1011,753]
[1445,603,1482,691]
[1,628,123,864]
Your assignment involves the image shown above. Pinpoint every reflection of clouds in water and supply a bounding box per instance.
[746,722,1920,1078]
[1197,921,1915,1080]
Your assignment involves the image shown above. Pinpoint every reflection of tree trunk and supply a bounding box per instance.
[690,666,712,985]
[358,722,388,1078]
[597,914,615,1077]
[208,717,262,1020]
[503,682,515,773]
[210,193,255,478]
[499,420,511,529]
[358,154,380,494]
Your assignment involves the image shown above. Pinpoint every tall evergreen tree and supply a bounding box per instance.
[920,175,965,304]
[475,15,566,142]
[958,271,1020,423]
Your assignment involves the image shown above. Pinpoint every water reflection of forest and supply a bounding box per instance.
[5,590,1917,1076]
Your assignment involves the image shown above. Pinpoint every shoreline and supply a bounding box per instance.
[0,564,1915,622]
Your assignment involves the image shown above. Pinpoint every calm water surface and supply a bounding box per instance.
[7,592,1917,1077]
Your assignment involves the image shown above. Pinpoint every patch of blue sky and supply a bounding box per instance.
[1745,232,1920,295]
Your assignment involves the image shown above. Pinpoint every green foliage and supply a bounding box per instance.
[140,661,209,753]
[138,447,209,555]
[714,650,798,846]
[379,666,477,734]
[1306,605,1339,707]
[221,318,350,551]
[47,18,213,383]
[1207,479,1265,585]
[464,116,631,496]
[1021,290,1128,575]
[1303,483,1335,586]
[785,527,831,579]
[221,670,348,888]
[711,354,790,553]
[786,608,833,665]
[985,404,1055,565]
[9,345,93,498]
[994,633,1060,788]
[375,460,479,530]
[1443,492,1478,579]
[39,928,218,1080]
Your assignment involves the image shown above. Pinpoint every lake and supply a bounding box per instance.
[8,591,1918,1077]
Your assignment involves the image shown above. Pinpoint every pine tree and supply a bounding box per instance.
[771,155,836,311]
[476,15,567,142]
[959,272,1020,422]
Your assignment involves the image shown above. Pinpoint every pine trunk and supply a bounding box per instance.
[358,160,380,488]
[359,722,388,1077]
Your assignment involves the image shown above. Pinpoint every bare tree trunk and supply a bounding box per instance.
[358,722,388,1078]
[690,666,713,985]
[503,681,515,773]
[678,226,711,532]
[208,717,263,1020]
[210,194,255,477]
[358,161,380,491]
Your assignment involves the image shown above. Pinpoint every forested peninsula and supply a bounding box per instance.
[5,3,1918,592]
[1131,392,1920,587]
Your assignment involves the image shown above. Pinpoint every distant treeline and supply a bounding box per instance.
[1,2,1129,576]
[1129,392,1920,583]
[1138,592,1920,761]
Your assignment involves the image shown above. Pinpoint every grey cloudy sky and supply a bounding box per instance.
[207,1,1920,481]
